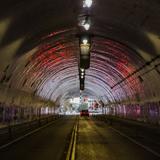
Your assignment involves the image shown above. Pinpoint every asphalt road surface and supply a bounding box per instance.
[0,116,76,160]
[77,117,160,160]
[0,116,160,160]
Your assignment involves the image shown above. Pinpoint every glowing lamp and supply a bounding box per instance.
[79,35,91,69]
[82,39,88,45]
[83,0,93,8]
[83,23,90,30]
[80,68,85,72]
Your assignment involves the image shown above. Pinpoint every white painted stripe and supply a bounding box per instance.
[0,118,60,150]
[110,126,160,158]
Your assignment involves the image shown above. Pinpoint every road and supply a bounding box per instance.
[77,117,160,160]
[0,116,160,160]
[0,116,76,160]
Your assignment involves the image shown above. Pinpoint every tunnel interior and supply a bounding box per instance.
[0,0,160,124]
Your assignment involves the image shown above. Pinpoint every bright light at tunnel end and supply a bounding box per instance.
[83,0,93,8]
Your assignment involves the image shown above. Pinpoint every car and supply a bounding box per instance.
[80,110,89,116]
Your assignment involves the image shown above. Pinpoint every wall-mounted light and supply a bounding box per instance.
[83,0,93,8]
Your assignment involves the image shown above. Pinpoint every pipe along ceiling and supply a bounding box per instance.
[0,0,160,108]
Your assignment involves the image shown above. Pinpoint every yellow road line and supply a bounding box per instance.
[71,124,77,160]
[66,120,78,160]
[66,125,75,160]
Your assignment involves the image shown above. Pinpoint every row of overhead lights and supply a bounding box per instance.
[78,0,93,91]
[80,0,92,31]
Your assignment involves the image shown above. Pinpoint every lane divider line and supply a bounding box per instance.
[71,125,77,160]
[66,126,75,160]
[66,121,78,160]
[0,118,61,150]
[110,126,160,158]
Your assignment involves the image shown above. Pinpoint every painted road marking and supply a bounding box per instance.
[66,121,78,160]
[0,118,60,150]
[110,126,160,158]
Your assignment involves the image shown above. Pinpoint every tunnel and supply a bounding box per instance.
[0,0,160,160]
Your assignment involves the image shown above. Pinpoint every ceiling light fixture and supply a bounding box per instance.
[83,0,93,8]
[83,23,90,31]
[82,38,88,45]
[80,68,85,72]
[81,16,91,31]
[79,34,91,69]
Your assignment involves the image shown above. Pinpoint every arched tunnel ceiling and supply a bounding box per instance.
[0,0,160,105]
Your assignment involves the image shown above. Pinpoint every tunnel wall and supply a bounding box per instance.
[103,58,160,125]
[0,84,56,124]
[105,102,160,125]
